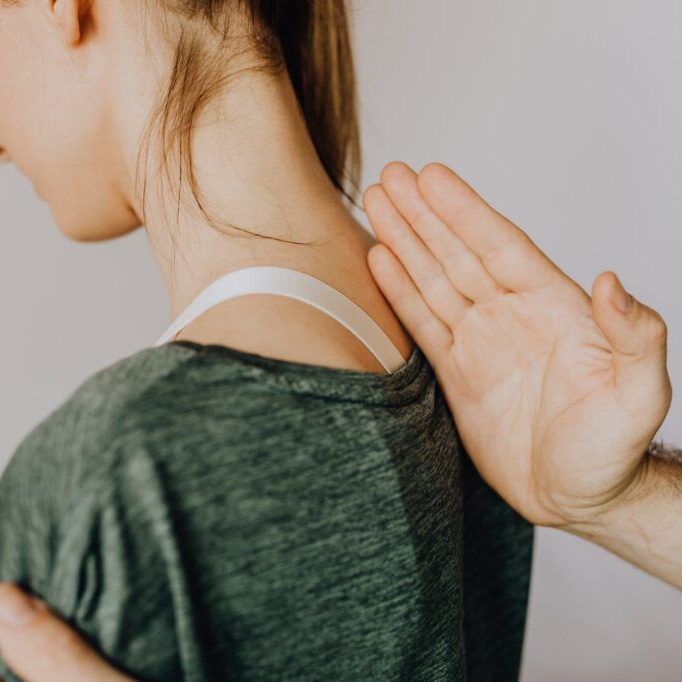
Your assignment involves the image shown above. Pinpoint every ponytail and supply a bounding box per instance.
[265,1,362,205]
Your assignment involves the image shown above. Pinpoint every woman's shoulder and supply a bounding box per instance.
[4,344,199,488]
[4,338,434,502]
[4,340,299,488]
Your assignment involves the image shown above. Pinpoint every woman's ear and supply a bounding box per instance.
[48,0,83,46]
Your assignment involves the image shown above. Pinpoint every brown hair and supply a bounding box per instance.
[3,0,362,248]
[141,0,362,252]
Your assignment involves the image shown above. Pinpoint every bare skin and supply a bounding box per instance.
[0,583,133,682]
[0,159,679,677]
[0,0,417,678]
[0,0,677,677]
[364,161,680,590]
[363,161,672,529]
[0,0,413,376]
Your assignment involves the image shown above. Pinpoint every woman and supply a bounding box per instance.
[0,1,533,680]
[2,164,680,682]
[1,163,679,682]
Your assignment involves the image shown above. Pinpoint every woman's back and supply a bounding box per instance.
[0,334,533,681]
[0,1,533,678]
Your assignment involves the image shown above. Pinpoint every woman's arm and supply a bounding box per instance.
[0,429,191,680]
[0,583,133,682]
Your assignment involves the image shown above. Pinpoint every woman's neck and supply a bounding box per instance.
[133,65,361,317]
[125,64,413,366]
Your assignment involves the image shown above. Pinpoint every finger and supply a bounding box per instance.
[416,163,571,293]
[591,271,672,421]
[367,243,454,358]
[379,161,506,304]
[363,182,471,329]
[0,583,133,682]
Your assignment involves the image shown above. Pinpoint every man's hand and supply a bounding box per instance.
[0,583,133,682]
[364,161,672,529]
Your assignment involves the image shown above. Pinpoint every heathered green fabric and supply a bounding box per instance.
[0,339,534,681]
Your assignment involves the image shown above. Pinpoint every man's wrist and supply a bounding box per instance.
[553,444,652,536]
[558,440,682,590]
[591,440,682,532]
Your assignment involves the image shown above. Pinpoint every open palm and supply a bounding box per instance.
[364,162,672,527]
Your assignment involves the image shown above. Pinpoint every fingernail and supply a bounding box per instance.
[0,588,39,627]
[612,275,633,313]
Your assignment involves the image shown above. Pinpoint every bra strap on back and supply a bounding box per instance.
[152,266,407,372]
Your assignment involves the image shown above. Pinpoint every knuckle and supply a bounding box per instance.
[482,231,522,264]
[648,310,668,339]
[420,274,438,295]
[412,205,434,233]
[420,268,447,300]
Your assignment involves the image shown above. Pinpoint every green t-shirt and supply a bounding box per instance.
[0,339,533,681]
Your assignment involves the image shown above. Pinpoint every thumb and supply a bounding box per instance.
[0,583,132,682]
[591,270,672,419]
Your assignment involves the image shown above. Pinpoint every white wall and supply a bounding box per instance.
[1,1,681,679]
[351,2,682,680]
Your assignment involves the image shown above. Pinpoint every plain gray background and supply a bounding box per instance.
[1,1,681,679]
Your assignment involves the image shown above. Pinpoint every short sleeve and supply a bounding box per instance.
[0,439,209,682]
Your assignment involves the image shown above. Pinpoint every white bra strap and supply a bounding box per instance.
[152,266,407,372]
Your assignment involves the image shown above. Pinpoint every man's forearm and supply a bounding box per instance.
[559,441,682,591]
